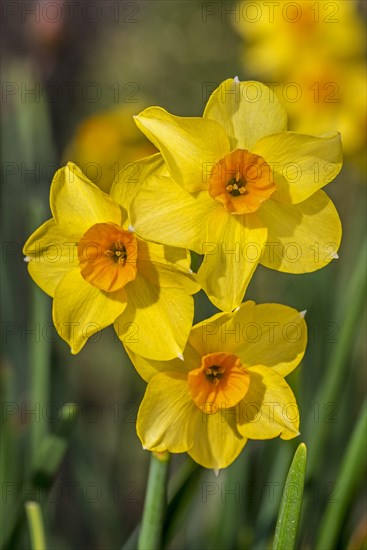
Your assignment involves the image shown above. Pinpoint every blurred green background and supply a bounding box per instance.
[1,1,366,549]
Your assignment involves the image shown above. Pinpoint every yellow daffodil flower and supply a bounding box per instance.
[132,301,307,470]
[129,78,342,311]
[23,159,200,358]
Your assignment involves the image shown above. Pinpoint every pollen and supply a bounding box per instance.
[105,240,128,264]
[205,365,225,385]
[78,222,138,292]
[208,149,276,214]
[188,352,250,413]
[226,170,248,197]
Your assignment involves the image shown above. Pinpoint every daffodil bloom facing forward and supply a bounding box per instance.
[129,79,343,311]
[23,160,199,358]
[133,301,307,470]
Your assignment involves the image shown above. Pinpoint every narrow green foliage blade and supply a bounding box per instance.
[273,443,307,550]
[315,400,367,550]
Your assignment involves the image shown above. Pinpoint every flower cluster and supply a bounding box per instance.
[24,78,342,469]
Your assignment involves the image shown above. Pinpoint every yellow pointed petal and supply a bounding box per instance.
[198,209,268,311]
[137,237,190,269]
[130,174,219,253]
[23,219,78,297]
[126,341,200,382]
[137,238,200,292]
[189,408,247,470]
[234,303,307,377]
[50,162,122,240]
[137,372,199,453]
[258,190,342,273]
[114,273,194,360]
[236,365,300,441]
[53,268,127,354]
[188,309,237,356]
[110,153,165,224]
[253,131,343,204]
[203,78,287,151]
[134,106,230,192]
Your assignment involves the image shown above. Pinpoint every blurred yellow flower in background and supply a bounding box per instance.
[234,0,366,157]
[131,79,342,311]
[235,0,364,75]
[283,58,366,158]
[133,301,307,470]
[23,160,199,358]
[63,106,156,193]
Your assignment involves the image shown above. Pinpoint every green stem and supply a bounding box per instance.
[25,502,46,550]
[29,199,50,463]
[138,452,170,550]
[122,458,201,550]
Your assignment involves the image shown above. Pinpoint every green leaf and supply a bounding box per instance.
[305,239,367,474]
[31,403,78,488]
[2,403,78,550]
[273,443,307,550]
[315,400,367,550]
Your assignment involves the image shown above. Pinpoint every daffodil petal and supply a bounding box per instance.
[126,341,200,382]
[188,309,236,356]
[138,237,191,270]
[198,209,268,311]
[53,268,127,354]
[138,241,201,294]
[189,408,247,470]
[137,238,200,292]
[143,259,200,292]
[130,174,219,253]
[137,372,199,453]
[203,78,287,151]
[110,153,165,225]
[234,303,307,377]
[236,365,300,441]
[50,162,122,240]
[253,131,343,204]
[134,107,230,192]
[258,190,342,273]
[23,219,78,297]
[114,273,194,360]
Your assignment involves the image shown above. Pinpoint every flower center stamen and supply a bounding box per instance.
[188,352,250,414]
[105,241,128,264]
[208,149,276,214]
[226,171,247,197]
[205,365,225,385]
[78,222,138,293]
